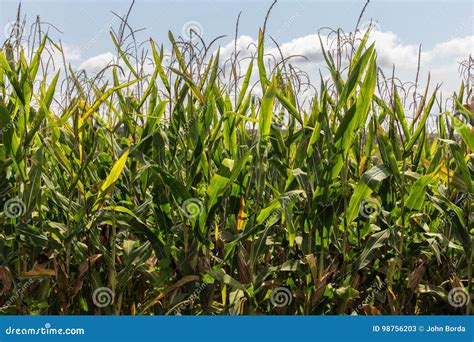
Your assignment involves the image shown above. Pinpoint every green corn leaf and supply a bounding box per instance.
[404,89,437,153]
[406,174,436,211]
[352,230,390,272]
[259,78,276,138]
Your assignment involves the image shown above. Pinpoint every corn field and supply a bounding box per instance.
[0,4,473,316]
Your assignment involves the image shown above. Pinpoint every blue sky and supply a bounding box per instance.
[1,0,473,97]
[1,0,472,55]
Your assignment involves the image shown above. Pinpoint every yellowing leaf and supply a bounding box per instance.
[94,149,130,209]
[81,80,141,122]
[237,196,247,231]
[21,268,55,277]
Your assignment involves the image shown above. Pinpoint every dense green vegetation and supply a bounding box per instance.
[0,5,472,315]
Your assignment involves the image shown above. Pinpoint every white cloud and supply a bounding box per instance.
[217,30,472,97]
[220,35,256,60]
[369,31,421,69]
[52,43,82,65]
[74,30,472,99]
[426,36,474,62]
[271,34,324,64]
[78,52,116,74]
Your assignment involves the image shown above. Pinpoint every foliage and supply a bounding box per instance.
[0,8,472,315]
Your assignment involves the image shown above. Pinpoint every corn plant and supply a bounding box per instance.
[0,5,472,316]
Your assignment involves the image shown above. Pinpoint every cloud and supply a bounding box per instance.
[219,35,256,60]
[217,29,472,96]
[368,31,421,69]
[57,44,82,64]
[427,36,473,61]
[78,52,116,74]
[21,42,81,74]
[75,30,472,98]
[271,34,324,64]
